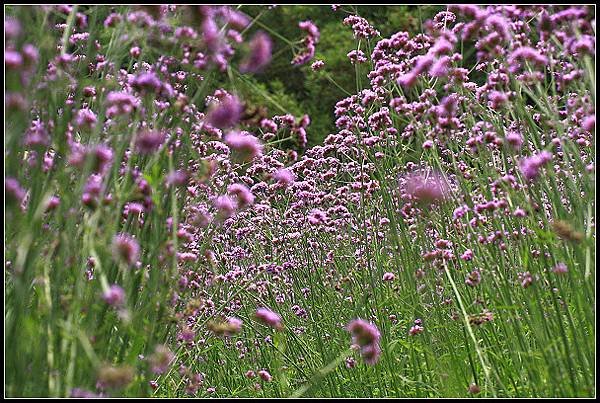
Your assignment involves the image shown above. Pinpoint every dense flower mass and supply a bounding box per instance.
[4,5,595,399]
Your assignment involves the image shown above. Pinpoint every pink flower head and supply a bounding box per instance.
[105,91,140,117]
[6,177,27,205]
[409,324,424,336]
[299,20,320,41]
[465,270,481,287]
[255,307,283,330]
[382,272,395,282]
[347,319,381,365]
[149,345,174,375]
[552,262,568,274]
[291,20,320,66]
[519,150,552,181]
[23,119,50,147]
[508,47,548,73]
[258,370,272,382]
[505,130,523,149]
[227,183,254,208]
[206,95,243,129]
[5,50,23,69]
[343,15,379,39]
[519,271,534,288]
[429,37,454,56]
[5,17,21,39]
[398,72,418,88]
[485,14,511,42]
[360,343,381,365]
[103,13,122,27]
[347,49,367,64]
[488,91,508,110]
[131,71,162,94]
[311,60,325,71]
[82,174,104,207]
[135,130,165,154]
[45,195,61,211]
[75,108,98,129]
[307,208,328,225]
[125,202,144,216]
[214,195,237,220]
[273,168,295,187]
[453,205,469,220]
[225,131,263,162]
[222,8,250,30]
[460,249,474,261]
[413,53,436,75]
[240,31,272,73]
[582,115,595,132]
[402,171,450,204]
[112,233,140,266]
[102,284,125,306]
[513,207,527,217]
[83,86,96,97]
[165,170,188,187]
[226,317,243,335]
[347,319,380,347]
[430,56,451,78]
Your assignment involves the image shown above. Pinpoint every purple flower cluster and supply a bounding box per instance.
[347,319,381,365]
[343,15,380,39]
[112,233,140,266]
[291,20,320,66]
[240,32,272,73]
[519,151,553,181]
[255,307,283,330]
[225,131,263,162]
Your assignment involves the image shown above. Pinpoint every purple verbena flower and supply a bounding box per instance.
[255,307,283,330]
[112,233,140,266]
[206,95,243,129]
[240,31,272,73]
[102,284,126,306]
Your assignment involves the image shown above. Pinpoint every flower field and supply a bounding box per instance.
[4,5,596,398]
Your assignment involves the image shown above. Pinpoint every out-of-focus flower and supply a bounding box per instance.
[273,168,295,187]
[402,171,450,204]
[102,284,126,306]
[255,307,283,330]
[519,151,552,181]
[135,130,166,154]
[206,95,243,129]
[347,319,381,365]
[96,364,135,390]
[240,31,272,73]
[148,344,174,375]
[225,131,263,162]
[112,233,140,266]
